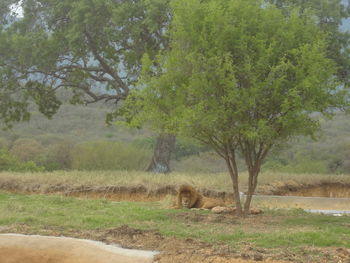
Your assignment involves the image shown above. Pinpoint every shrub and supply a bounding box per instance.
[263,157,328,174]
[0,149,17,171]
[0,149,44,172]
[10,160,45,172]
[44,140,75,170]
[0,138,9,150]
[10,138,45,163]
[71,141,151,171]
[172,152,228,173]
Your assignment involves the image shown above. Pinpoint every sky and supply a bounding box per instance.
[9,1,23,18]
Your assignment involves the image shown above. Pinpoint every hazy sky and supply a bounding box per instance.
[10,1,23,18]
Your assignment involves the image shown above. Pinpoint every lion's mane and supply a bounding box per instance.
[175,185,224,209]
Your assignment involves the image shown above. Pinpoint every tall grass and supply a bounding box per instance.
[0,170,349,192]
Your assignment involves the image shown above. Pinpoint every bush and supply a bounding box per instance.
[263,157,328,174]
[173,137,209,160]
[131,136,209,161]
[71,141,151,171]
[43,140,74,170]
[0,138,9,150]
[172,152,228,173]
[10,160,45,172]
[10,138,45,163]
[0,149,16,171]
[0,149,44,172]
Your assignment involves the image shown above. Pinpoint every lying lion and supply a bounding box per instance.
[175,185,224,209]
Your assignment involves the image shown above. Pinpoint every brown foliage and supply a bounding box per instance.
[10,139,44,163]
[175,185,224,209]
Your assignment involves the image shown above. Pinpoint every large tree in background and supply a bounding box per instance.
[131,0,349,215]
[0,0,175,173]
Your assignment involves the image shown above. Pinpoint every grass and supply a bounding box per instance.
[0,192,349,250]
[0,170,349,193]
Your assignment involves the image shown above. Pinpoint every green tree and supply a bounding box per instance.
[269,0,350,86]
[132,0,348,215]
[0,0,174,172]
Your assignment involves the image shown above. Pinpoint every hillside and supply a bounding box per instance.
[0,101,349,174]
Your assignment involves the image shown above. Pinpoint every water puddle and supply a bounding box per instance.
[304,209,350,216]
[0,234,158,263]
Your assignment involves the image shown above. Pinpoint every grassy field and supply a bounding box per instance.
[0,171,349,192]
[1,192,349,250]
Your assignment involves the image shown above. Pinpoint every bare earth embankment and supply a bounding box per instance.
[0,171,350,201]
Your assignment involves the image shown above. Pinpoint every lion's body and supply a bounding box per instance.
[175,185,224,209]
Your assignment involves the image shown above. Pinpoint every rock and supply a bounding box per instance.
[250,208,263,215]
[211,206,236,214]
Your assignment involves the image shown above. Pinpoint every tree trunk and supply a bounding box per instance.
[224,154,243,216]
[243,167,259,215]
[146,133,176,173]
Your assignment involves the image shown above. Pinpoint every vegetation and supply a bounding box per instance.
[1,171,349,193]
[0,149,44,172]
[0,192,349,252]
[1,102,350,174]
[0,0,170,125]
[0,0,349,176]
[270,0,350,85]
[0,0,176,173]
[130,0,348,215]
[71,141,151,171]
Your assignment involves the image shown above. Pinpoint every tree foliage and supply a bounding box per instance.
[0,0,170,128]
[269,0,350,85]
[131,0,349,215]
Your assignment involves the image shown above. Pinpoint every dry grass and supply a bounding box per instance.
[0,170,349,192]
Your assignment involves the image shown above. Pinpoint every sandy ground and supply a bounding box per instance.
[0,234,156,263]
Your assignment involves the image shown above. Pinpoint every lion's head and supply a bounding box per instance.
[176,185,200,208]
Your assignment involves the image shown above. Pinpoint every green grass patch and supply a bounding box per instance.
[0,192,349,250]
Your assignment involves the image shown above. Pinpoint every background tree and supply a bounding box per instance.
[0,0,175,172]
[131,0,348,215]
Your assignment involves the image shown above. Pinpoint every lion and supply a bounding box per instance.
[175,185,224,209]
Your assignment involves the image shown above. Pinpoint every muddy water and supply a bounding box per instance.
[0,234,157,263]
